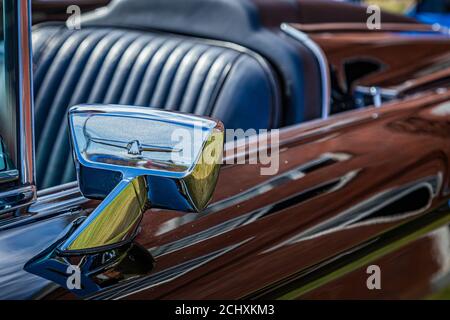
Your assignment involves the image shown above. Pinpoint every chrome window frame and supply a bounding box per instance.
[0,0,36,218]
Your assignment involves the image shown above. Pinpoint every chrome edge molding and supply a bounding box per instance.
[280,23,331,120]
[0,185,35,215]
[18,0,35,187]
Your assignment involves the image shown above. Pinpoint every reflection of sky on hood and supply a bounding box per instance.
[0,214,78,299]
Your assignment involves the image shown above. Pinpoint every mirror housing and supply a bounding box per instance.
[61,104,224,254]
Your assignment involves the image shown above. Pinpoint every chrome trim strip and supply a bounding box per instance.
[32,184,86,217]
[0,170,19,183]
[293,22,435,33]
[281,23,331,120]
[36,181,79,198]
[17,0,35,187]
[0,185,35,215]
[0,184,87,231]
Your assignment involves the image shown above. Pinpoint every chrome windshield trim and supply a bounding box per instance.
[281,23,331,120]
[354,85,399,108]
[0,183,87,231]
[354,85,399,99]
[17,0,35,187]
[0,0,36,219]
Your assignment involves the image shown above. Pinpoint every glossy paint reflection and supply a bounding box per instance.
[0,211,83,299]
[294,23,450,111]
[69,105,221,179]
[298,217,450,299]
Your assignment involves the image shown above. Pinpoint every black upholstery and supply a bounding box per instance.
[32,25,281,189]
[82,0,325,124]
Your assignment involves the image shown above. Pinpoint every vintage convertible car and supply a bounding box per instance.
[2,0,450,300]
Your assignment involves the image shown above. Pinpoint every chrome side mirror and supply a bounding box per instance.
[61,105,224,255]
[25,105,224,296]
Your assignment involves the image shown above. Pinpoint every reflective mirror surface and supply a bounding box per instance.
[0,1,19,186]
[59,104,224,255]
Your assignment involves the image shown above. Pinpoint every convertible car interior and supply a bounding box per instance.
[31,0,420,189]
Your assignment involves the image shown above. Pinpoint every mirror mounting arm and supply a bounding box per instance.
[58,175,148,255]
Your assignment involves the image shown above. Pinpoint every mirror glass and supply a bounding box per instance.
[70,105,221,179]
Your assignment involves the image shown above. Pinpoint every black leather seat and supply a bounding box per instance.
[32,25,281,189]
